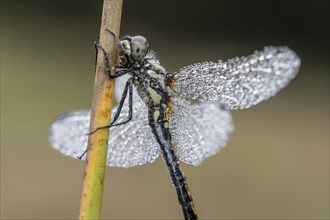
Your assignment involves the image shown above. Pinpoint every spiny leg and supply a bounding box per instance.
[77,80,133,160]
[110,80,133,127]
[105,29,125,54]
[95,42,131,79]
[93,34,101,69]
[89,78,133,135]
[105,29,132,67]
[95,42,124,79]
[95,29,133,78]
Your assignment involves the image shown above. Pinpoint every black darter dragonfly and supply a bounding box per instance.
[49,32,300,220]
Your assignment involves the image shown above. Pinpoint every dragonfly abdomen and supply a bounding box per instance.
[148,106,198,220]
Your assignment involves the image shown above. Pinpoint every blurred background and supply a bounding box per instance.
[1,0,329,219]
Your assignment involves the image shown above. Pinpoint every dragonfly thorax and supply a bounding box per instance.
[134,62,170,108]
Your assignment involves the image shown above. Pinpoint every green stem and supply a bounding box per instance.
[78,0,123,219]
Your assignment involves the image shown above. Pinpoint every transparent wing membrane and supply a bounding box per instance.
[49,110,90,158]
[172,46,300,109]
[49,97,234,167]
[49,45,300,168]
[48,102,159,168]
[170,100,233,165]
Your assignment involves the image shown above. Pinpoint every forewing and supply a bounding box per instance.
[170,99,234,166]
[48,102,159,168]
[172,46,300,109]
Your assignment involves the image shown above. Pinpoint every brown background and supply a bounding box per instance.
[1,0,329,219]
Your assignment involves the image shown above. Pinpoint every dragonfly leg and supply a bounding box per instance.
[88,78,133,135]
[105,29,133,67]
[110,80,133,127]
[93,35,100,69]
[95,42,115,79]
[77,150,87,160]
[105,29,125,53]
[95,29,133,79]
[95,42,131,79]
[77,79,133,160]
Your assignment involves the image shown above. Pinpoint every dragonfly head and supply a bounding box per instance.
[130,36,149,62]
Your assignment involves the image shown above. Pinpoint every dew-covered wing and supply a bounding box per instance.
[172,46,300,109]
[48,110,91,161]
[48,102,159,168]
[170,99,233,166]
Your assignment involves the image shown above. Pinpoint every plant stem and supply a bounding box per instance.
[78,0,123,219]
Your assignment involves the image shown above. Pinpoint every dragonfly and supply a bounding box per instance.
[49,31,300,220]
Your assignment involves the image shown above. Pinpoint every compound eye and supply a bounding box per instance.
[131,36,149,62]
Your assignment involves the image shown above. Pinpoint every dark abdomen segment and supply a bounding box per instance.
[149,109,198,220]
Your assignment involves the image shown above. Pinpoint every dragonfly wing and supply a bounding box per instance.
[107,101,159,167]
[172,46,300,109]
[170,99,234,166]
[48,101,159,168]
[48,110,90,160]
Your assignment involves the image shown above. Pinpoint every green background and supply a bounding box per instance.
[1,0,329,219]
